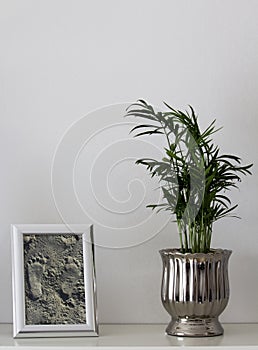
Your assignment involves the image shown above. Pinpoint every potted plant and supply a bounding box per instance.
[126,100,252,337]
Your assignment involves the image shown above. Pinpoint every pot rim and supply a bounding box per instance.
[159,248,232,258]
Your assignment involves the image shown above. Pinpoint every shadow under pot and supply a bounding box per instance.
[159,248,232,337]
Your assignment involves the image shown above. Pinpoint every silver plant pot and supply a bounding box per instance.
[159,248,232,337]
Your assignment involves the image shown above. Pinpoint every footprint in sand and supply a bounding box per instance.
[27,254,47,300]
[60,257,82,298]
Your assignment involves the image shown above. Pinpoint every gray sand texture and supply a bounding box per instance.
[23,233,86,325]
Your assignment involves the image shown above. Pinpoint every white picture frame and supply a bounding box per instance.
[11,224,98,338]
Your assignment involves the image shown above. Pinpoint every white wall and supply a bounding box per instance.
[0,0,258,324]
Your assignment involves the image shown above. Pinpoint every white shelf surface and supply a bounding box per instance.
[1,323,258,349]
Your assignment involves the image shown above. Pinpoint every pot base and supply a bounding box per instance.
[166,317,224,337]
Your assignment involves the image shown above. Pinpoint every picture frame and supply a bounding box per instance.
[11,224,98,338]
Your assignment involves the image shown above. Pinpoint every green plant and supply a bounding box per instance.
[126,100,253,253]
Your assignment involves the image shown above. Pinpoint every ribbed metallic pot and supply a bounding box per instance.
[160,248,232,337]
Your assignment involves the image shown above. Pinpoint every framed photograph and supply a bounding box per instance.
[11,224,98,338]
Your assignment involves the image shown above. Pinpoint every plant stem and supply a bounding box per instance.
[177,220,184,252]
[184,227,189,252]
